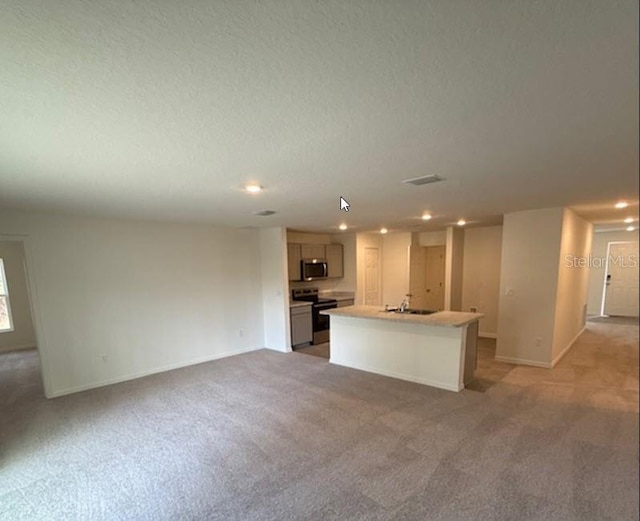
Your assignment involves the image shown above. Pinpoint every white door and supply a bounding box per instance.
[603,241,639,317]
[364,247,381,306]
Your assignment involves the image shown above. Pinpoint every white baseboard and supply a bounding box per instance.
[479,332,497,339]
[47,345,262,399]
[0,344,37,354]
[330,358,463,392]
[494,355,552,368]
[551,326,585,368]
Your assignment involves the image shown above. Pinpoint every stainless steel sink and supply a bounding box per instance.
[383,308,436,315]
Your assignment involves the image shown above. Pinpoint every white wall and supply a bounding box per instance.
[587,230,639,315]
[496,208,564,367]
[260,227,291,352]
[381,232,411,306]
[355,233,383,305]
[461,226,502,337]
[0,240,37,352]
[0,210,265,398]
[552,210,592,362]
[445,227,465,311]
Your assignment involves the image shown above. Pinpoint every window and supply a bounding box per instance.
[0,259,13,332]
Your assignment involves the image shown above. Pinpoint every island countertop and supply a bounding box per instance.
[321,305,484,328]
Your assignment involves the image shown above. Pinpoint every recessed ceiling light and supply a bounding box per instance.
[626,226,635,232]
[339,224,348,231]
[457,219,466,226]
[380,227,388,234]
[422,213,432,221]
[624,217,634,223]
[615,201,628,209]
[245,184,262,193]
[252,210,276,216]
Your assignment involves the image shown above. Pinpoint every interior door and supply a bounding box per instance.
[424,246,446,311]
[408,246,427,309]
[603,241,639,317]
[364,247,381,306]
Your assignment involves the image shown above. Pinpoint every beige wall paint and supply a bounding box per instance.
[496,208,564,366]
[496,208,592,367]
[461,226,502,337]
[551,210,593,362]
[587,230,639,315]
[417,231,447,247]
[0,240,37,352]
[355,233,383,305]
[381,232,411,307]
[0,210,265,398]
[445,227,464,311]
[286,231,331,245]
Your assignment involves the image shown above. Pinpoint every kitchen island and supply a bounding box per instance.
[321,306,484,392]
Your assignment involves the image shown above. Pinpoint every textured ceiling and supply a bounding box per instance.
[1,0,638,233]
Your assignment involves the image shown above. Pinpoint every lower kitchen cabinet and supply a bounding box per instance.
[290,305,313,347]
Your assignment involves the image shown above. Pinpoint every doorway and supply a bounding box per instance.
[0,239,43,396]
[409,245,446,310]
[0,240,37,353]
[602,241,639,317]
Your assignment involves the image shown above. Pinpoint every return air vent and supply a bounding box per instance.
[252,210,277,216]
[402,174,444,186]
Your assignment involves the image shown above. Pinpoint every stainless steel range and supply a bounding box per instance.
[291,288,338,344]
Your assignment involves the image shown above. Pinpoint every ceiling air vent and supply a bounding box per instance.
[253,210,277,216]
[402,174,444,186]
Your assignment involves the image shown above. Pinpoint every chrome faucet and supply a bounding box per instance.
[399,297,409,312]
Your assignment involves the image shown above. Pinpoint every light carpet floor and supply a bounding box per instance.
[0,322,638,520]
[587,315,639,326]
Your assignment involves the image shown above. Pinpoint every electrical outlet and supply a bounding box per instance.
[535,337,542,347]
[239,330,244,338]
[470,307,478,313]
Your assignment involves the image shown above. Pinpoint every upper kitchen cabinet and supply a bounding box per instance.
[287,241,344,280]
[325,243,343,278]
[287,243,302,281]
[300,244,326,259]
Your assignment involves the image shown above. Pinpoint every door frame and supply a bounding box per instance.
[601,240,639,316]
[0,234,51,397]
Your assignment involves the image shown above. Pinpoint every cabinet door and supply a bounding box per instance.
[325,244,343,278]
[301,244,326,259]
[287,243,302,281]
[291,310,313,346]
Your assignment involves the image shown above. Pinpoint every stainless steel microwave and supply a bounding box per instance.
[301,259,328,280]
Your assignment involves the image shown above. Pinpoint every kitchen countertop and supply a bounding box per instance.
[289,300,313,308]
[319,292,355,301]
[321,305,484,327]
